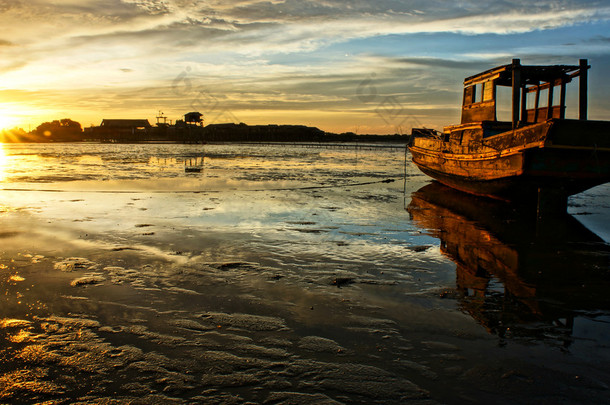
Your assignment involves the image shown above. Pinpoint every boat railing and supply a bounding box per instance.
[411,128,442,139]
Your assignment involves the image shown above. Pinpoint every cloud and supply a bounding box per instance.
[4,1,609,54]
[392,57,496,70]
[120,0,172,15]
[587,35,610,43]
[2,0,610,132]
[0,60,28,74]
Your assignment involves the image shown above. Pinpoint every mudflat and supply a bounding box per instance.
[1,143,609,404]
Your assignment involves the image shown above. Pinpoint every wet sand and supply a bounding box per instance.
[1,143,609,404]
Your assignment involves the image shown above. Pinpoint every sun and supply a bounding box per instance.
[0,115,20,131]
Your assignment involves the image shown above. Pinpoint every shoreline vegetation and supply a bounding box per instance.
[0,117,409,144]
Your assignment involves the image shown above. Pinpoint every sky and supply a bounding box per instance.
[1,0,610,134]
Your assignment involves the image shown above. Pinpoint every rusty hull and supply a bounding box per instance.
[409,119,610,201]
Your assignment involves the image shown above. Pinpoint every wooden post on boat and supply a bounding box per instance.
[547,82,554,120]
[559,80,567,119]
[579,58,588,120]
[520,86,527,123]
[512,59,521,129]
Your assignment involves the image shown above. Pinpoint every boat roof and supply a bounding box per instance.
[463,61,585,87]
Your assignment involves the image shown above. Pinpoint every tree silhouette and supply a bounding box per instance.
[33,119,83,141]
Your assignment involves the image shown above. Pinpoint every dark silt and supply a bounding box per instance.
[1,143,609,404]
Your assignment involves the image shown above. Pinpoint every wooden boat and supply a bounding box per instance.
[408,59,610,212]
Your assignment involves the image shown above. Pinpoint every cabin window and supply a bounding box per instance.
[526,87,537,109]
[538,88,549,107]
[464,82,494,106]
[464,85,476,105]
[552,85,561,106]
[495,85,512,121]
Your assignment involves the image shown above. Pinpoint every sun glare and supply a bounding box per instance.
[0,115,20,131]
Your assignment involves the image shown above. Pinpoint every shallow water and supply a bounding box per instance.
[1,143,609,404]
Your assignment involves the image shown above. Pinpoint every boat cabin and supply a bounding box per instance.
[409,58,609,209]
[460,58,589,129]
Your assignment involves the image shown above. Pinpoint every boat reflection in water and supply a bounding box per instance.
[408,182,610,347]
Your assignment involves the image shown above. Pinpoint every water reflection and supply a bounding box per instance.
[0,143,7,181]
[184,155,204,173]
[408,182,610,347]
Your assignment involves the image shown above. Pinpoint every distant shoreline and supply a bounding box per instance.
[2,122,410,144]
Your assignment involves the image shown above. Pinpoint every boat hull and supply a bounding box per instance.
[409,119,610,201]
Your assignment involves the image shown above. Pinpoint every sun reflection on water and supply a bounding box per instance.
[0,143,8,182]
